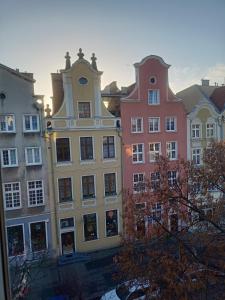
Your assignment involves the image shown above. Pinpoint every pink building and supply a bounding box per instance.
[121,55,187,232]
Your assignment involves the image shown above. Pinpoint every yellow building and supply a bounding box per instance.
[46,50,122,255]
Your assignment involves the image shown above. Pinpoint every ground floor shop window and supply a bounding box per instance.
[106,210,118,237]
[30,221,47,252]
[83,213,97,241]
[7,225,24,256]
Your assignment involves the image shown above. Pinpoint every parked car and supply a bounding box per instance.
[100,279,158,300]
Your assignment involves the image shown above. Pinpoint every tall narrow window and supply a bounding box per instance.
[1,148,18,167]
[80,137,93,160]
[165,117,177,132]
[148,90,160,105]
[7,225,24,256]
[132,143,144,163]
[3,182,21,209]
[192,148,201,165]
[83,213,97,241]
[166,141,177,160]
[131,117,143,133]
[106,210,118,237]
[58,178,72,202]
[103,136,115,159]
[150,172,160,191]
[104,173,116,196]
[149,117,160,132]
[30,222,47,252]
[192,124,201,139]
[78,102,91,118]
[82,175,95,199]
[168,171,177,186]
[206,123,215,138]
[56,138,71,162]
[149,142,161,162]
[133,173,145,193]
[27,180,44,206]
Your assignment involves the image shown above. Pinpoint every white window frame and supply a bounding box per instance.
[55,137,72,164]
[79,136,94,161]
[150,172,160,190]
[191,123,201,139]
[149,203,163,224]
[133,173,145,193]
[0,114,16,133]
[23,114,40,132]
[81,175,96,200]
[104,172,117,197]
[3,182,21,210]
[192,148,202,165]
[82,212,98,241]
[148,89,160,105]
[131,117,143,133]
[29,220,48,253]
[206,123,215,138]
[25,147,42,166]
[27,180,44,207]
[166,141,178,160]
[149,142,161,162]
[105,209,119,237]
[78,101,92,119]
[7,224,25,257]
[168,171,177,186]
[132,143,144,164]
[165,116,177,132]
[1,148,18,167]
[57,177,73,203]
[102,135,116,160]
[149,117,160,133]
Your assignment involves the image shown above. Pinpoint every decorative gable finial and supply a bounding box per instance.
[45,104,51,117]
[77,48,84,59]
[91,53,98,70]
[65,52,71,70]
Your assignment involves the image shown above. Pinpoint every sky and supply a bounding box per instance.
[1,0,225,105]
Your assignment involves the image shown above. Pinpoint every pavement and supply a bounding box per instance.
[24,247,121,300]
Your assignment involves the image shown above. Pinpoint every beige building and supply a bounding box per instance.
[46,50,122,256]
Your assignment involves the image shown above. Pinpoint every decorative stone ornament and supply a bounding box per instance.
[65,52,71,70]
[77,48,84,59]
[91,53,97,70]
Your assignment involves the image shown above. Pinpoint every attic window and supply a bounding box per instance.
[149,76,156,84]
[78,77,88,85]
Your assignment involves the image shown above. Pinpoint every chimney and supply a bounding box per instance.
[201,79,210,86]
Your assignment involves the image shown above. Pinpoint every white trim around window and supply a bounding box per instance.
[0,114,16,133]
[25,147,42,166]
[191,123,201,139]
[131,117,143,133]
[132,143,144,163]
[27,180,44,207]
[206,122,216,138]
[105,209,119,238]
[23,114,40,132]
[148,117,160,133]
[103,172,117,197]
[81,174,96,200]
[3,182,21,210]
[0,148,18,167]
[28,220,48,253]
[166,141,178,160]
[6,224,25,257]
[148,89,160,105]
[57,176,73,203]
[149,142,161,162]
[165,116,177,132]
[82,212,99,242]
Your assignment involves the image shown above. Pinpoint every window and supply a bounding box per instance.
[58,178,72,203]
[82,175,95,199]
[80,137,93,160]
[206,123,215,138]
[78,102,91,118]
[192,148,201,165]
[131,117,143,133]
[1,148,18,167]
[30,221,47,252]
[3,182,21,209]
[106,210,118,237]
[23,115,39,132]
[168,171,177,186]
[133,173,145,193]
[27,180,44,206]
[149,117,160,132]
[104,173,116,197]
[166,141,177,160]
[166,117,177,132]
[149,203,163,224]
[148,89,160,105]
[25,147,42,165]
[7,225,24,256]
[60,218,75,255]
[56,138,71,162]
[103,136,115,159]
[149,142,161,162]
[132,143,144,163]
[0,115,15,132]
[83,213,97,241]
[151,172,160,191]
[60,217,74,229]
[192,124,201,139]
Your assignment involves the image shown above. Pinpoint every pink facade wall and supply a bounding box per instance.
[121,56,187,192]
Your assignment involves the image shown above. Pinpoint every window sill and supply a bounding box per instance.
[56,161,72,166]
[1,165,18,168]
[5,206,22,211]
[80,160,96,164]
[28,203,45,208]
